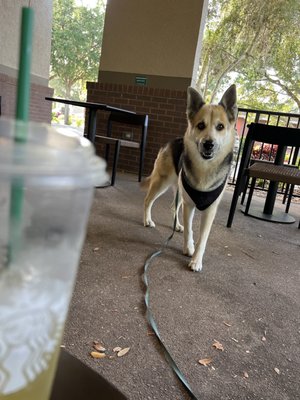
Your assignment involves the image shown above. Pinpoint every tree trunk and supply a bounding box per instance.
[64,84,72,125]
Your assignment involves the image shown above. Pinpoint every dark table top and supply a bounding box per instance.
[50,349,128,400]
[45,97,136,115]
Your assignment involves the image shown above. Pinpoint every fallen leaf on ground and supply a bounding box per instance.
[274,368,280,375]
[93,343,106,352]
[223,322,232,327]
[90,351,106,359]
[213,340,224,351]
[231,337,239,343]
[117,347,130,357]
[243,371,249,378]
[198,357,213,366]
[262,336,267,342]
[93,247,99,251]
[113,346,122,352]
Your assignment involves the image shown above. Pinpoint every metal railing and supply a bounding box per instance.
[229,107,300,197]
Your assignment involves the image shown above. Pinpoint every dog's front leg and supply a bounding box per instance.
[183,201,195,256]
[189,200,219,272]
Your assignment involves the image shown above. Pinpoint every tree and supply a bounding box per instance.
[197,0,300,112]
[50,0,106,123]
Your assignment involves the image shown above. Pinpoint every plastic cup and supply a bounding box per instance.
[0,119,107,399]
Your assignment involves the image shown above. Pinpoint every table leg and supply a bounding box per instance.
[87,108,97,142]
[263,181,279,214]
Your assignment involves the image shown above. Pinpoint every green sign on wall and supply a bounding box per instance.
[135,76,148,86]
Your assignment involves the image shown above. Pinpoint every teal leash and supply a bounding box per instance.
[142,192,199,400]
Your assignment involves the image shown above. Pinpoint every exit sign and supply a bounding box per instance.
[135,76,147,86]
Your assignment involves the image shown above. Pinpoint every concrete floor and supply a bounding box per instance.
[63,173,300,400]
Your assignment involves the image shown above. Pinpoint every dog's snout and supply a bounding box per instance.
[203,140,214,151]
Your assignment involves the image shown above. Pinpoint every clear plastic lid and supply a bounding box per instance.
[0,119,108,187]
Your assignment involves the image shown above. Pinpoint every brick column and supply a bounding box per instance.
[0,72,53,122]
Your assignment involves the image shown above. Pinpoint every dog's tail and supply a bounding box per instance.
[140,176,151,191]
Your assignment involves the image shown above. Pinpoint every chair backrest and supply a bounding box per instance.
[236,123,300,190]
[106,111,148,146]
[108,111,148,128]
[246,123,300,148]
[243,123,300,167]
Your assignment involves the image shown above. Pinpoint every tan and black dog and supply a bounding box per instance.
[142,85,237,272]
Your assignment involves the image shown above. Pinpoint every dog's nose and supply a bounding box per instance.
[203,140,214,151]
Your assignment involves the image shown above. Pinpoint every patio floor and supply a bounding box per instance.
[63,172,300,400]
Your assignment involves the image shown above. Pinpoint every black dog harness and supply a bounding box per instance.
[181,169,227,211]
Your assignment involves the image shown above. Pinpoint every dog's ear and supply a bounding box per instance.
[219,84,238,123]
[187,87,205,120]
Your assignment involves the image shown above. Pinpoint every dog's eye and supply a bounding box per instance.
[197,122,206,130]
[216,123,224,131]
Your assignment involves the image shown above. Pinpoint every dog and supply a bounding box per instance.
[141,84,237,272]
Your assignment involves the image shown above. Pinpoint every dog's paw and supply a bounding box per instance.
[175,223,184,233]
[188,260,203,272]
[183,244,194,257]
[144,219,155,228]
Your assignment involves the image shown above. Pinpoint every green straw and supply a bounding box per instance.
[7,7,34,265]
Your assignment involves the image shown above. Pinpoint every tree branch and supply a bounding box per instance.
[210,17,264,102]
[264,72,300,111]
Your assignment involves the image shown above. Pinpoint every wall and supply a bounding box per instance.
[88,0,207,177]
[0,0,53,121]
[98,0,207,90]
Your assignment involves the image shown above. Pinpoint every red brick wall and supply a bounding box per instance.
[86,82,188,177]
[0,72,53,123]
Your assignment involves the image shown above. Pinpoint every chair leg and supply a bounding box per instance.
[282,183,289,205]
[138,153,143,182]
[227,183,242,228]
[138,146,145,182]
[285,184,294,213]
[111,140,120,186]
[240,176,250,205]
[245,177,256,215]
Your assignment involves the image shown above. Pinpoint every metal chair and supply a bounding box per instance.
[101,112,149,182]
[227,123,300,228]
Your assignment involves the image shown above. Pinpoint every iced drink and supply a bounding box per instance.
[0,119,107,399]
